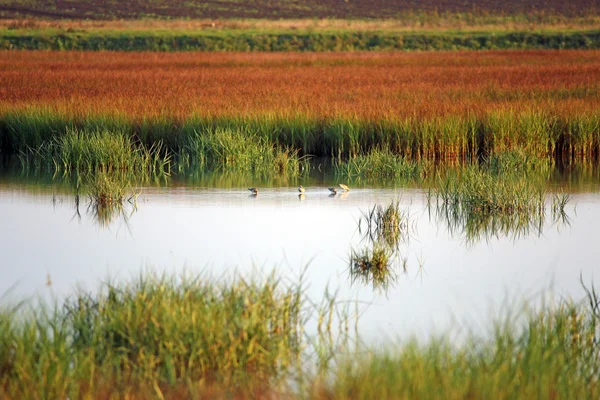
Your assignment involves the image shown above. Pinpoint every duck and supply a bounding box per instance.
[328,187,337,195]
[339,183,350,192]
[298,185,305,194]
[248,188,258,195]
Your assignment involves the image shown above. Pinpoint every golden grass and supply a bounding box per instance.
[3,16,600,32]
[1,50,600,121]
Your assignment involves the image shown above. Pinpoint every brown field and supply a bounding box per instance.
[3,17,600,33]
[1,50,599,122]
[0,0,598,20]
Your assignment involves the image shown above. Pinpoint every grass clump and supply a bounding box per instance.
[22,127,171,176]
[349,244,396,292]
[430,165,573,245]
[0,271,328,398]
[358,200,411,251]
[181,127,309,177]
[435,166,546,215]
[321,282,600,399]
[486,149,552,176]
[335,149,432,181]
[350,200,413,291]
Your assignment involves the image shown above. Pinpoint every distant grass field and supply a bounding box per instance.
[0,0,598,19]
[2,51,599,164]
[2,16,600,52]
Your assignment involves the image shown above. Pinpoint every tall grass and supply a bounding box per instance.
[321,284,600,399]
[2,51,600,164]
[334,149,433,181]
[20,127,171,176]
[435,166,547,214]
[4,111,600,165]
[1,272,598,398]
[179,127,309,177]
[0,270,346,398]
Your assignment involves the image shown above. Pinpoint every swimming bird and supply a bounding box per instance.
[248,188,258,196]
[298,185,305,193]
[328,187,337,195]
[339,183,350,192]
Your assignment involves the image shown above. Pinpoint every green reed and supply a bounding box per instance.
[334,149,433,181]
[320,280,600,399]
[435,166,547,214]
[1,271,598,398]
[3,110,600,164]
[19,127,171,177]
[0,270,347,398]
[179,127,309,177]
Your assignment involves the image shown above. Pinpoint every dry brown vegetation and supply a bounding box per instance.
[1,50,599,121]
[0,0,598,20]
[2,17,600,33]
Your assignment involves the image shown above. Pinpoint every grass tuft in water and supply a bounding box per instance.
[358,200,411,251]
[334,148,432,181]
[180,127,309,177]
[435,166,547,215]
[349,244,396,292]
[20,127,171,177]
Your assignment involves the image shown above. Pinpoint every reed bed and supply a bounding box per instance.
[1,272,598,398]
[321,282,600,399]
[19,127,170,176]
[179,127,309,177]
[0,51,600,162]
[334,149,433,180]
[0,270,342,398]
[1,51,600,164]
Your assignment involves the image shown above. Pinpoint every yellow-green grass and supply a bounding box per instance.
[1,271,598,398]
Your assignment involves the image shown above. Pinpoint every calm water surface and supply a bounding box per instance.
[1,177,599,342]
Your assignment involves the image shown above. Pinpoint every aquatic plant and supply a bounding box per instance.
[0,272,598,398]
[334,148,433,181]
[321,283,600,399]
[180,127,309,177]
[434,166,547,215]
[0,270,348,398]
[348,244,397,292]
[358,199,412,251]
[19,127,171,176]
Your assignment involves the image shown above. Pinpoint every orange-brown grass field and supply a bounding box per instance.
[2,50,600,161]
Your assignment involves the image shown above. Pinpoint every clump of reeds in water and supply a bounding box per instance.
[435,166,546,215]
[180,127,309,177]
[349,244,396,292]
[430,162,573,245]
[358,199,411,250]
[350,200,413,291]
[0,270,349,398]
[320,279,600,399]
[86,172,139,227]
[334,148,432,181]
[486,149,552,177]
[20,127,171,177]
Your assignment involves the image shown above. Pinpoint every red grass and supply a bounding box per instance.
[1,50,599,121]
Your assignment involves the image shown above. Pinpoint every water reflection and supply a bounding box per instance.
[429,197,572,247]
[348,200,416,293]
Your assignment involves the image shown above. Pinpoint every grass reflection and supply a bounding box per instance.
[349,200,415,293]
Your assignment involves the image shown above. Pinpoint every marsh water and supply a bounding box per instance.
[1,169,600,342]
